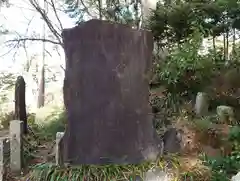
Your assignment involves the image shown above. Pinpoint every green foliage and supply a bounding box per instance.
[27,113,36,126]
[202,147,240,180]
[43,110,66,138]
[228,126,240,143]
[0,112,38,130]
[33,108,66,140]
[63,0,85,24]
[201,126,240,180]
[231,44,240,61]
[149,0,240,46]
[150,92,183,114]
[0,72,16,112]
[0,111,14,129]
[156,30,216,97]
[64,0,140,26]
[22,134,39,166]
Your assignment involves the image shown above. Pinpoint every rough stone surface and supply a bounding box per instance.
[10,120,23,174]
[62,19,159,165]
[162,128,183,154]
[195,92,209,117]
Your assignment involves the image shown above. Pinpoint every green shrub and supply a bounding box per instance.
[27,113,36,126]
[228,126,240,143]
[0,112,35,129]
[0,111,15,129]
[155,30,218,98]
[34,108,66,140]
[201,126,240,180]
[202,147,240,180]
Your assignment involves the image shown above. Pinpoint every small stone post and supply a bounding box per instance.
[10,120,23,174]
[0,137,10,181]
[56,132,64,165]
[217,105,235,124]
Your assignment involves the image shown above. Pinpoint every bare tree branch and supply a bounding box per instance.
[0,43,19,57]
[22,15,35,72]
[54,44,62,57]
[44,48,53,57]
[29,0,62,46]
[49,0,63,30]
[5,38,62,45]
[60,64,65,71]
[79,0,95,18]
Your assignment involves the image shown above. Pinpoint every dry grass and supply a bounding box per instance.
[169,113,226,181]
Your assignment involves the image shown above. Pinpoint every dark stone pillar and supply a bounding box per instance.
[14,76,27,134]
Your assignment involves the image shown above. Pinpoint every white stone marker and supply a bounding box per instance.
[56,132,64,165]
[10,120,23,174]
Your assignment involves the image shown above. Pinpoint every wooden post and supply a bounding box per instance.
[10,120,23,174]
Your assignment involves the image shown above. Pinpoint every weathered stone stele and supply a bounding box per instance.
[62,19,160,165]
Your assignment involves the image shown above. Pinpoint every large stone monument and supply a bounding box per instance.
[62,19,160,165]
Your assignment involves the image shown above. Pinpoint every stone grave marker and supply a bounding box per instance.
[62,19,160,165]
[195,92,209,117]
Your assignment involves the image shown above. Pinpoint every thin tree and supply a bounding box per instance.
[37,0,47,108]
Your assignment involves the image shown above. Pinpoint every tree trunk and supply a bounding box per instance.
[15,76,27,134]
[223,33,226,61]
[37,0,46,108]
[213,36,216,59]
[62,20,161,165]
[37,66,45,108]
[232,28,236,58]
[226,30,229,61]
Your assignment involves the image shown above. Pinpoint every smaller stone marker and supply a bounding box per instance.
[0,137,10,181]
[217,105,235,124]
[195,92,209,117]
[56,132,64,165]
[10,120,23,174]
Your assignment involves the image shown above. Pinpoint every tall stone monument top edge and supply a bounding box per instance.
[62,19,153,41]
